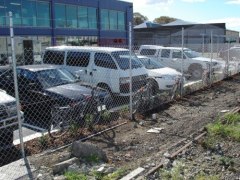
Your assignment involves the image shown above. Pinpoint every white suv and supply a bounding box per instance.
[0,89,24,147]
[139,45,222,80]
[42,46,148,96]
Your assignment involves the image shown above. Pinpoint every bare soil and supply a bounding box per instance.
[5,74,240,179]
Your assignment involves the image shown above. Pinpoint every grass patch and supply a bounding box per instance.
[195,173,220,180]
[206,113,240,142]
[64,171,87,180]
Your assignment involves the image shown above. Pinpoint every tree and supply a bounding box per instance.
[153,16,177,24]
[133,12,148,26]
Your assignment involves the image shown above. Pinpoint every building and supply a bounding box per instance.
[134,20,239,52]
[0,0,133,64]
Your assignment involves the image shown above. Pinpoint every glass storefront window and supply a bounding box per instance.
[118,12,125,31]
[109,10,117,30]
[0,1,6,26]
[88,7,97,29]
[101,9,125,31]
[101,9,109,30]
[6,0,22,25]
[78,6,88,29]
[55,3,65,28]
[22,0,37,26]
[37,1,50,27]
[66,5,77,28]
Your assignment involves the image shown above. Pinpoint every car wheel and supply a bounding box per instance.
[189,64,203,80]
[149,79,159,95]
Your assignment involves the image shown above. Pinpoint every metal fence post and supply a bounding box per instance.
[181,27,184,97]
[129,22,133,120]
[210,31,213,84]
[9,11,25,159]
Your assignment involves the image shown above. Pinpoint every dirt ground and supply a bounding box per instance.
[26,74,240,179]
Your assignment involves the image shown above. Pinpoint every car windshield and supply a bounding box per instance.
[183,49,200,58]
[139,58,164,69]
[111,51,143,70]
[36,68,76,88]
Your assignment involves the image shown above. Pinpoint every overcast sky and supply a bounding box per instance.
[122,0,240,33]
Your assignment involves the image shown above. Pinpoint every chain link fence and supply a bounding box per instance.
[1,30,240,179]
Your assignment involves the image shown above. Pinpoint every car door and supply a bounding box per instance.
[159,49,172,68]
[17,69,49,124]
[171,49,187,72]
[90,52,119,92]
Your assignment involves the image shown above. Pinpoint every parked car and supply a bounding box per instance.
[138,45,222,80]
[137,55,183,91]
[0,89,24,147]
[42,46,148,96]
[219,46,240,60]
[0,65,111,128]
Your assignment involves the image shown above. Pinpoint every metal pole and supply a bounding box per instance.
[181,27,184,97]
[202,34,205,56]
[210,31,213,84]
[227,39,230,77]
[9,11,25,158]
[129,22,133,120]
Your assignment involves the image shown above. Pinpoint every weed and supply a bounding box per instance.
[102,168,126,180]
[64,171,87,180]
[84,113,95,129]
[160,161,185,180]
[206,113,240,142]
[85,154,100,163]
[38,135,48,148]
[219,156,234,167]
[69,122,80,136]
[101,110,112,122]
[90,168,126,180]
[223,113,240,125]
[201,136,217,150]
[195,172,220,180]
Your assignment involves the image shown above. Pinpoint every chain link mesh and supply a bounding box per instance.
[0,37,240,178]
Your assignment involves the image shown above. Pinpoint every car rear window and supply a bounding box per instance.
[43,51,65,65]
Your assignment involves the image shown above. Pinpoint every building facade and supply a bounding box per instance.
[134,22,239,52]
[0,0,133,64]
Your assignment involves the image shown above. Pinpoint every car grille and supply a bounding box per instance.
[0,102,18,129]
[120,74,147,93]
[0,104,8,120]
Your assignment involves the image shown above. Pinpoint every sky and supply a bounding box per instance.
[122,0,240,32]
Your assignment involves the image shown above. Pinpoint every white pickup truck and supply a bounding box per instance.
[139,45,223,80]
[0,89,23,148]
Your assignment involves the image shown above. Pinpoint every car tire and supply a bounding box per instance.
[189,64,203,80]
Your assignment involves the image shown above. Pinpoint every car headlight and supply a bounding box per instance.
[120,77,130,84]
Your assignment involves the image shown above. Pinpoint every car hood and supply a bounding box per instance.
[0,91,16,104]
[45,83,93,101]
[192,57,220,63]
[147,67,182,77]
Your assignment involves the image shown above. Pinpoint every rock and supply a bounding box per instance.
[71,141,108,162]
[104,167,116,174]
[161,158,171,168]
[164,152,171,158]
[52,157,78,175]
[97,166,105,172]
[54,175,66,180]
[68,163,81,172]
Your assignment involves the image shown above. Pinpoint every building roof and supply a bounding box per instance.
[163,19,197,26]
[134,21,161,29]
